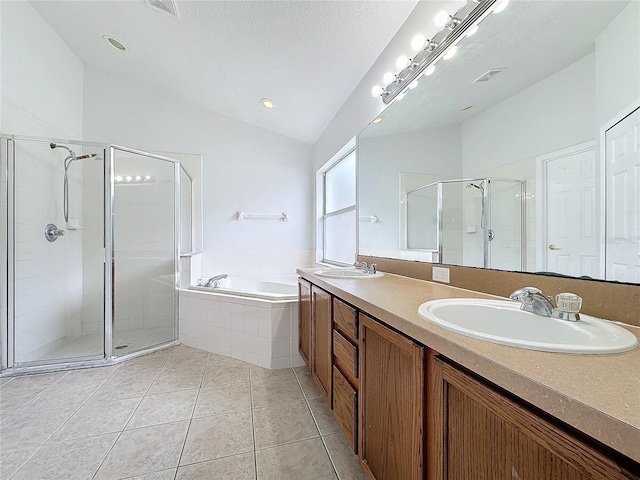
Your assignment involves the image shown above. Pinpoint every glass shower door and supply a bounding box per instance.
[111,147,178,356]
[9,138,105,366]
[487,179,525,271]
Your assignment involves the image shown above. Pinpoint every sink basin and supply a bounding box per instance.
[417,298,638,354]
[316,269,384,279]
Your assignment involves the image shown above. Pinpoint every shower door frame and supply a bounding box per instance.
[1,135,181,374]
[403,177,526,269]
[108,145,181,358]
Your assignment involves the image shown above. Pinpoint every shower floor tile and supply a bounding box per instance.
[1,345,364,480]
[20,327,175,364]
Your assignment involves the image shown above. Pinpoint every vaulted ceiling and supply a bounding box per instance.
[31,0,419,145]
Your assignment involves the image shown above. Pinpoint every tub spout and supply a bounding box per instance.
[199,274,228,288]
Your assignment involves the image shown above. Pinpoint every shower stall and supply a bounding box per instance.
[402,177,526,270]
[1,135,188,374]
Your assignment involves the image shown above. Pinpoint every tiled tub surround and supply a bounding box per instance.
[298,267,640,464]
[0,345,363,480]
[179,288,304,369]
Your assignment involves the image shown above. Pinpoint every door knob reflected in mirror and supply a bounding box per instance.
[548,244,559,250]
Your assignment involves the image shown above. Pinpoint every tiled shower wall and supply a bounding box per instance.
[80,157,104,335]
[12,140,85,361]
[110,155,176,334]
[463,158,536,271]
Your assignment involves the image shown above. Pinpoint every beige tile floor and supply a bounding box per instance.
[0,345,365,480]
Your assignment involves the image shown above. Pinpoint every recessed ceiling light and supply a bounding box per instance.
[372,116,384,124]
[103,35,129,52]
[261,98,275,109]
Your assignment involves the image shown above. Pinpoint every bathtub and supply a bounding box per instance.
[189,275,298,301]
[178,275,304,369]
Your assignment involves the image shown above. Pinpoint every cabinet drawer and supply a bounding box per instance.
[333,330,358,386]
[333,366,358,454]
[333,298,358,342]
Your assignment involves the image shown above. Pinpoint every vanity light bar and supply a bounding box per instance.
[377,0,498,105]
[114,174,157,185]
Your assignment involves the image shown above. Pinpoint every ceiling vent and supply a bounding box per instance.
[145,0,179,18]
[473,68,507,83]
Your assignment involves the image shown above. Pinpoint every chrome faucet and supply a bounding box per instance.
[354,261,377,274]
[197,274,228,288]
[509,287,580,321]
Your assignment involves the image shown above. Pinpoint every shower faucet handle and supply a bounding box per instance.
[44,223,65,242]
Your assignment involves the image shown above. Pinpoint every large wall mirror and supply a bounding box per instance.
[358,0,639,284]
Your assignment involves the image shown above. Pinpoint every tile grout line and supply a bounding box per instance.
[91,353,172,480]
[172,351,209,480]
[7,365,123,480]
[249,365,259,480]
[294,369,341,480]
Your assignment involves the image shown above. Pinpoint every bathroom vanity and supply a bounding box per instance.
[297,268,640,480]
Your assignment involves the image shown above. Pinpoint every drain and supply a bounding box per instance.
[115,345,128,350]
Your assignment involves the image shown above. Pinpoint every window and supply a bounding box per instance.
[323,148,356,265]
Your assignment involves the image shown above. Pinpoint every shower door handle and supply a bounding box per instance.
[548,244,559,250]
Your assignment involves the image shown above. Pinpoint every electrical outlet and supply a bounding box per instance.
[432,266,450,283]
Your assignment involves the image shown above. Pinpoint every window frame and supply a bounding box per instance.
[322,147,357,266]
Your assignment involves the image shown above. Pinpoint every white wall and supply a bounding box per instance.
[359,125,462,254]
[595,1,640,128]
[82,67,316,278]
[461,53,596,176]
[0,1,83,139]
[1,1,88,363]
[311,1,462,170]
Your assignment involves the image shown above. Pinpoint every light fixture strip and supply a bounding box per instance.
[382,0,497,104]
[114,175,157,185]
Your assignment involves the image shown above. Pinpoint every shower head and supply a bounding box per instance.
[465,182,484,193]
[51,143,101,162]
[50,143,75,157]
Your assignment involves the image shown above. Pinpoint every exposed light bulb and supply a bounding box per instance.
[443,46,458,60]
[372,116,384,124]
[396,92,405,101]
[116,175,123,182]
[423,65,436,76]
[145,175,151,180]
[371,85,384,97]
[465,25,478,37]
[411,33,426,51]
[396,55,410,69]
[409,79,419,89]
[493,0,509,13]
[434,10,450,28]
[383,72,395,84]
[125,176,132,182]
[135,176,141,181]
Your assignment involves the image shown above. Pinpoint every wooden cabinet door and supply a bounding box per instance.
[311,285,332,404]
[297,279,311,367]
[359,314,425,480]
[428,352,630,480]
[333,366,358,454]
